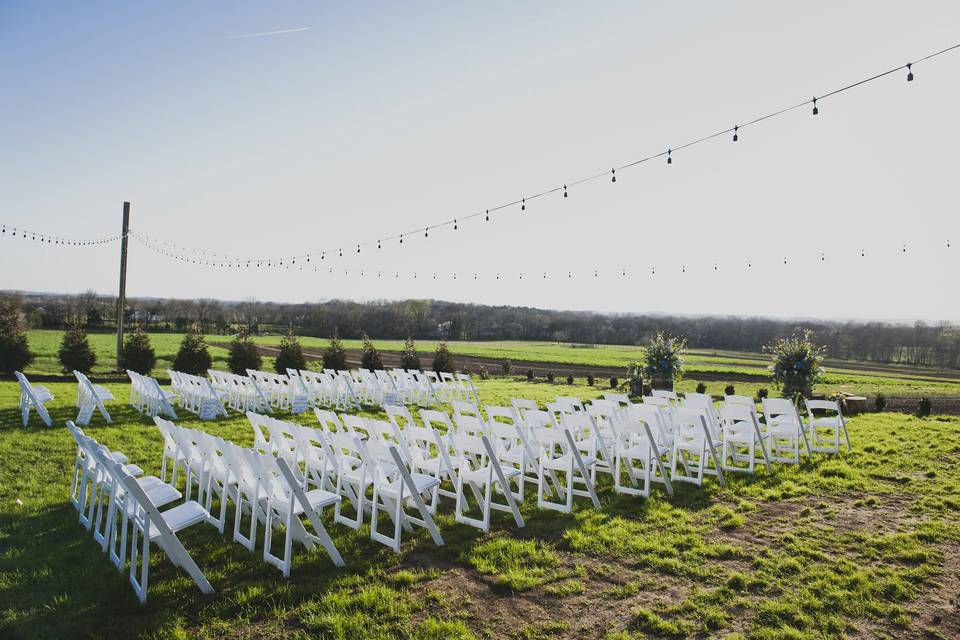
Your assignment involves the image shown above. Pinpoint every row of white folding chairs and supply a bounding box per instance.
[288,369,354,409]
[246,369,310,413]
[127,370,178,418]
[248,410,449,551]
[207,369,270,413]
[254,402,597,528]
[168,370,228,420]
[642,391,850,462]
[67,421,212,604]
[153,417,345,578]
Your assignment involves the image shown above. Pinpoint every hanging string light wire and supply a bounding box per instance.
[38,41,960,269]
[0,223,123,246]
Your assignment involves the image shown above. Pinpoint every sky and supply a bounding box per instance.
[2,1,959,322]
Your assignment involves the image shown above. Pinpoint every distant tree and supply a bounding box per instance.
[0,295,33,374]
[432,341,456,373]
[400,337,421,371]
[323,331,348,370]
[227,327,261,374]
[121,326,156,375]
[172,326,212,375]
[58,318,96,374]
[275,327,307,373]
[360,333,383,371]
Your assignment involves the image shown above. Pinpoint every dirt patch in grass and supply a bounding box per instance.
[401,548,690,639]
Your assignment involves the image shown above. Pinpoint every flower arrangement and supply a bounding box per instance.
[764,329,825,399]
[642,332,687,391]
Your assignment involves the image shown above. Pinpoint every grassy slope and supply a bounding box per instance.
[1,378,958,639]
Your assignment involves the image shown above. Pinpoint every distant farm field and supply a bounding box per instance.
[20,330,960,400]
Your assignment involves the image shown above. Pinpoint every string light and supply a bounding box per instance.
[611,169,616,183]
[907,63,914,81]
[107,42,960,269]
[485,209,489,221]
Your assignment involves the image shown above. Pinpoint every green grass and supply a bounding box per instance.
[1,377,959,639]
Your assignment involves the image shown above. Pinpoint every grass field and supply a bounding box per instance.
[21,330,960,400]
[1,378,958,639]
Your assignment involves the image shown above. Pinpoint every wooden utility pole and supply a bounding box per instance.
[115,202,130,370]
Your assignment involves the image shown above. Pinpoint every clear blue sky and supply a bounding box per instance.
[2,1,959,321]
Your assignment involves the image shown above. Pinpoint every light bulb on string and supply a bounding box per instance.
[667,149,672,164]
[820,252,825,262]
[424,228,429,238]
[563,185,568,198]
[682,265,686,273]
[812,97,819,115]
[339,249,342,257]
[357,244,360,254]
[378,240,382,249]
[732,126,739,142]
[651,267,655,276]
[454,219,458,230]
[485,209,489,221]
[906,63,914,82]
[400,235,403,244]
[902,244,907,254]
[611,168,616,183]
[521,198,525,211]
[713,263,718,271]
[860,249,865,257]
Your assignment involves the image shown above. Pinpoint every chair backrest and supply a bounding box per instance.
[511,398,538,417]
[762,397,800,422]
[420,409,454,435]
[719,402,757,425]
[603,393,631,407]
[724,394,755,407]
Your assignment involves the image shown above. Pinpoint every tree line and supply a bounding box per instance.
[10,290,960,369]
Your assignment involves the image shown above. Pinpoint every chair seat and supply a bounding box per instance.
[812,417,842,428]
[543,453,597,471]
[499,447,525,464]
[380,473,440,498]
[724,423,759,443]
[462,465,520,483]
[140,482,181,511]
[34,386,54,402]
[149,501,207,539]
[273,488,340,516]
[675,435,722,451]
[92,385,115,401]
[414,456,454,474]
[122,463,145,477]
[620,441,658,458]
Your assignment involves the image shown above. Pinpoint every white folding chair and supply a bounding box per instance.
[670,407,726,487]
[448,432,524,532]
[74,370,114,425]
[612,412,674,497]
[114,461,213,604]
[533,423,601,513]
[719,402,772,474]
[762,397,813,464]
[15,371,54,428]
[250,452,344,576]
[358,438,444,552]
[803,399,851,454]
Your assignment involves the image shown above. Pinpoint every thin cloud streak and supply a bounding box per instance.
[235,27,310,39]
